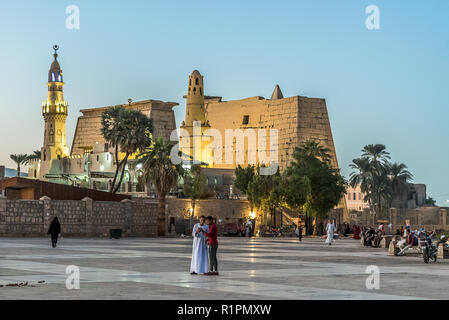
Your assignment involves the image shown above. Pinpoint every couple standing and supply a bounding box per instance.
[190,215,219,276]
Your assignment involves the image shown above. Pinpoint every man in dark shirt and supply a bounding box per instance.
[203,216,219,275]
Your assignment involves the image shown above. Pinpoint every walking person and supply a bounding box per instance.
[202,216,219,275]
[190,216,209,275]
[325,219,336,246]
[298,224,303,242]
[47,216,61,248]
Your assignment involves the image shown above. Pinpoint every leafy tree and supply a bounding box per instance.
[425,197,436,206]
[277,140,346,235]
[9,154,29,177]
[234,164,256,196]
[101,106,153,193]
[138,137,184,236]
[183,164,206,229]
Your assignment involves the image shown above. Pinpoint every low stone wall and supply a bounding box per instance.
[166,198,256,223]
[0,196,157,237]
[347,206,449,231]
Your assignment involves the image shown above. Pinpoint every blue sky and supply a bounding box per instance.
[0,0,448,205]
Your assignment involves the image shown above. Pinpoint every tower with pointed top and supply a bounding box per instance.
[41,45,69,163]
[180,70,212,165]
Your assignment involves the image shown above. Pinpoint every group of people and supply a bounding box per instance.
[190,215,219,276]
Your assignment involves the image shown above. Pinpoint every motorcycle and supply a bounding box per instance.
[421,232,438,264]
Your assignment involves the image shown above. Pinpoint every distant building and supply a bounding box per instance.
[347,183,428,212]
[346,185,370,212]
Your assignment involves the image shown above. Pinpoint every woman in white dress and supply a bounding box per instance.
[325,219,336,245]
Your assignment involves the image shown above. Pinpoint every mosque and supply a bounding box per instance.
[28,46,346,214]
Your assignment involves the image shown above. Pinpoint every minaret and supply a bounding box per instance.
[41,45,69,162]
[185,70,205,125]
[180,70,211,166]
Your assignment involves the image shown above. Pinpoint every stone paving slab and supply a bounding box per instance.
[0,237,446,299]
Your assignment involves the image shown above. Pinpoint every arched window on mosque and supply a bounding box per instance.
[193,87,196,95]
[52,73,55,82]
[195,78,199,85]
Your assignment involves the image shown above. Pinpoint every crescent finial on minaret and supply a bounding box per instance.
[53,45,59,59]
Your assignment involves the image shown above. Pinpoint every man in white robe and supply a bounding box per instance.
[190,216,209,275]
[325,219,336,245]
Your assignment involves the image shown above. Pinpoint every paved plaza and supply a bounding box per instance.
[0,237,448,299]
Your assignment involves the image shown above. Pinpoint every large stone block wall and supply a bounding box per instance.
[0,196,157,237]
[204,95,339,173]
[71,100,177,155]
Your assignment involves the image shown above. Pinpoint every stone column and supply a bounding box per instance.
[390,208,398,229]
[82,197,93,236]
[417,212,422,227]
[40,196,52,234]
[440,209,447,226]
[121,199,134,237]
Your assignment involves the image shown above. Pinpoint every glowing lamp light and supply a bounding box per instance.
[249,211,256,220]
[189,208,194,214]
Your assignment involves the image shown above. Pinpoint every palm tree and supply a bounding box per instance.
[388,162,413,207]
[9,154,29,177]
[294,139,332,164]
[350,144,392,218]
[361,144,391,173]
[101,106,153,193]
[349,157,374,205]
[138,137,185,236]
[27,150,42,161]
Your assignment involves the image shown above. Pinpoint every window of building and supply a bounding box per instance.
[242,115,249,125]
[353,193,356,200]
[97,155,99,162]
[199,88,202,95]
[195,78,199,85]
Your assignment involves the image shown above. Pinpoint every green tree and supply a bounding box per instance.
[101,106,153,193]
[27,150,41,161]
[138,137,184,236]
[183,164,206,229]
[277,140,346,235]
[9,154,29,177]
[234,164,256,196]
[388,162,413,206]
[425,197,436,206]
[350,144,392,218]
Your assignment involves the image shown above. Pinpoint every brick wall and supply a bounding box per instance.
[0,196,157,237]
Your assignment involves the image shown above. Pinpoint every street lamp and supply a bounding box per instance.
[249,211,256,220]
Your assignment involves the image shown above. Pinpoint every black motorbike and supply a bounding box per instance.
[421,232,438,264]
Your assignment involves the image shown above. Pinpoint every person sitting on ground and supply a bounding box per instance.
[378,223,385,235]
[364,226,376,247]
